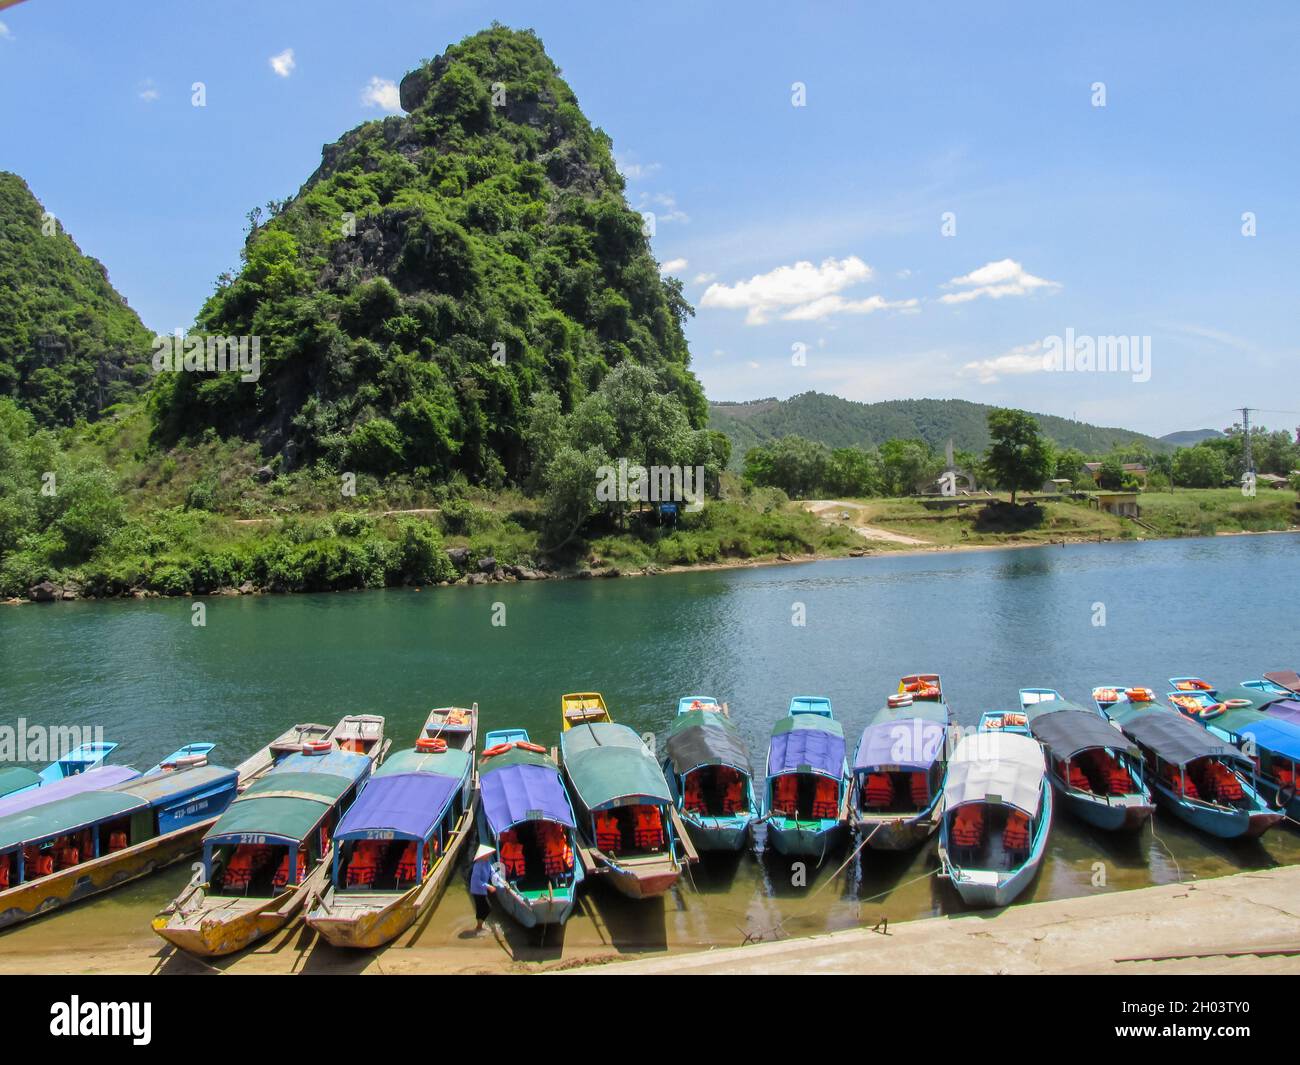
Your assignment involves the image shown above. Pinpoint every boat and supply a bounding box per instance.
[561,692,611,730]
[849,678,950,850]
[306,707,478,948]
[152,715,386,957]
[661,697,758,852]
[559,704,693,900]
[0,741,120,801]
[0,753,240,930]
[475,728,585,927]
[1093,687,1280,839]
[1263,670,1300,697]
[1159,681,1300,822]
[762,697,849,858]
[1017,688,1154,831]
[937,722,1052,908]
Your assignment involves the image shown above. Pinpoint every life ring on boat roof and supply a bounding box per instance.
[887,693,913,708]
[302,739,332,755]
[1221,698,1252,709]
[1191,701,1224,720]
[416,736,447,753]
[482,743,512,759]
[516,741,547,753]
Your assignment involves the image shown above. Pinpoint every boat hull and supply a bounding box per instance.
[0,820,210,931]
[851,814,937,851]
[1151,783,1280,840]
[1055,786,1154,832]
[949,855,1043,909]
[766,819,845,858]
[681,817,752,853]
[496,884,578,927]
[308,892,416,950]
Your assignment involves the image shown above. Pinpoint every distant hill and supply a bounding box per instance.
[1159,428,1224,447]
[709,393,1170,466]
[0,172,153,425]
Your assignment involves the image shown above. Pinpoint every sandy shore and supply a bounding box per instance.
[582,865,1300,976]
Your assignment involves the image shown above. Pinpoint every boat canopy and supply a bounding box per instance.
[1266,699,1300,726]
[1028,708,1137,761]
[1265,670,1300,694]
[1238,720,1300,764]
[110,764,236,804]
[1122,712,1249,767]
[334,773,460,843]
[853,718,946,773]
[273,749,373,778]
[0,764,139,821]
[561,723,670,809]
[665,713,752,776]
[380,747,472,780]
[767,714,845,779]
[1215,685,1280,711]
[206,756,367,846]
[0,791,143,853]
[481,752,575,835]
[0,767,41,798]
[943,732,1045,817]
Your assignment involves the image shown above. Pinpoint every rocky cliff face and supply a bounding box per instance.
[153,24,704,483]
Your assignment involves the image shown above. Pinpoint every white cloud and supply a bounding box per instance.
[701,256,875,325]
[361,76,402,112]
[138,79,159,103]
[0,21,11,40]
[692,272,716,285]
[959,340,1048,383]
[269,48,296,78]
[616,154,660,181]
[659,257,689,274]
[940,259,1060,304]
[639,192,689,224]
[781,294,919,321]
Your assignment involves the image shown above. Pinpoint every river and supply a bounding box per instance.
[1,533,1297,971]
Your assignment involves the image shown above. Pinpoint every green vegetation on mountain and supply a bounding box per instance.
[151,24,705,488]
[0,173,153,426]
[710,392,1169,466]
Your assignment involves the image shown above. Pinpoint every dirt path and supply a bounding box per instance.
[802,500,931,545]
[580,866,1300,975]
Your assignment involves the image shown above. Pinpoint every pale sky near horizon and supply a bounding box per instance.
[1,0,1296,437]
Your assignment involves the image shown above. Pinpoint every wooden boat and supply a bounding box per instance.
[850,678,950,850]
[0,753,239,930]
[307,707,478,949]
[152,715,386,958]
[559,704,693,900]
[1093,687,1280,839]
[1263,670,1300,697]
[763,697,849,858]
[1159,681,1300,822]
[1017,688,1154,831]
[661,697,758,852]
[0,741,119,801]
[561,692,610,731]
[938,721,1052,908]
[476,728,585,927]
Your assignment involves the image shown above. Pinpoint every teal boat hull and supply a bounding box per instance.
[766,818,845,857]
[1150,781,1280,839]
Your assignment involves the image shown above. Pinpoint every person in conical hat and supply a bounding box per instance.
[469,845,497,933]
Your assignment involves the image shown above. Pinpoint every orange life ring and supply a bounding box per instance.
[416,736,447,753]
[482,743,512,759]
[1221,698,1251,709]
[303,739,332,755]
[516,741,546,753]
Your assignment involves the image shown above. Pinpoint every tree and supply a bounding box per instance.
[879,439,939,497]
[1097,455,1125,491]
[1172,445,1227,488]
[983,409,1054,504]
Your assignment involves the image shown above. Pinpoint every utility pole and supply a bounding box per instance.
[1240,406,1255,474]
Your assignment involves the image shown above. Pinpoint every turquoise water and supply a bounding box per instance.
[1,533,1298,960]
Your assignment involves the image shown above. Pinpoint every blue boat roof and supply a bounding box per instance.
[0,765,140,820]
[1238,720,1300,764]
[274,749,372,780]
[334,772,462,842]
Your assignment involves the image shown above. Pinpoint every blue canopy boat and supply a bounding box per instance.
[938,724,1051,908]
[1158,682,1300,822]
[0,760,239,930]
[763,697,849,858]
[475,729,585,927]
[560,719,691,899]
[849,681,950,850]
[0,741,120,801]
[307,706,478,948]
[1017,688,1154,831]
[1093,687,1279,839]
[662,697,758,852]
[153,715,385,957]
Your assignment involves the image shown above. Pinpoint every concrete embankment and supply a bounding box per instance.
[580,866,1300,975]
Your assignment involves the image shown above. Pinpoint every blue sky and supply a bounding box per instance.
[1,0,1296,436]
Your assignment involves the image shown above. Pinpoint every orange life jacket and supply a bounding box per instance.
[54,847,80,871]
[951,809,984,848]
[909,772,928,808]
[0,860,8,890]
[864,773,893,809]
[811,778,839,819]
[1107,766,1134,795]
[107,831,129,852]
[683,775,706,813]
[634,807,664,850]
[1204,762,1243,802]
[594,812,622,852]
[772,776,798,814]
[722,778,745,814]
[273,847,308,891]
[395,841,422,883]
[1165,767,1199,798]
[541,823,572,876]
[1068,763,1092,792]
[1003,811,1031,851]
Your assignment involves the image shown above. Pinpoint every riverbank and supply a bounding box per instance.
[585,865,1300,976]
